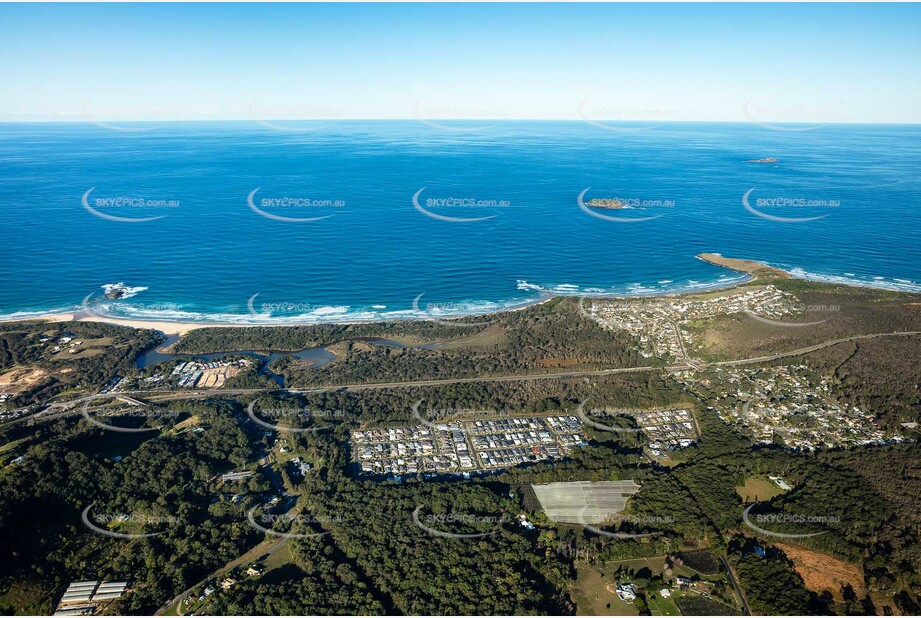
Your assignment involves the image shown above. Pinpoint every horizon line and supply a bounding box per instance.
[2,118,921,127]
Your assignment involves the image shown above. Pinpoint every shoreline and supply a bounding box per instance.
[0,295,560,337]
[2,255,917,336]
[695,253,790,280]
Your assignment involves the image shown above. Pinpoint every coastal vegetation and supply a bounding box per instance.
[1,268,920,615]
[1,372,919,615]
[0,321,160,407]
[173,299,649,388]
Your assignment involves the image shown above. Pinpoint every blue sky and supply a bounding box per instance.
[1,3,920,123]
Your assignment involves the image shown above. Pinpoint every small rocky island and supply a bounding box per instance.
[746,157,779,164]
[103,283,133,300]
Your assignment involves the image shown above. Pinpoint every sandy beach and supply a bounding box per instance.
[13,312,236,336]
[0,254,833,338]
[1,294,560,338]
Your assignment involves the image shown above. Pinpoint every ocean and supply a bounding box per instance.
[1,120,919,324]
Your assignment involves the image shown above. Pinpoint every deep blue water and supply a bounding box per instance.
[1,121,919,324]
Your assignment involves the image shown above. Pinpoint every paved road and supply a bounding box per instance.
[23,330,920,425]
[287,363,686,393]
[720,555,752,616]
[28,328,920,614]
[713,331,921,367]
[669,318,704,371]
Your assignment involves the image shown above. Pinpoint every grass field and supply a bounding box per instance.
[735,476,785,503]
[439,324,506,350]
[603,556,668,576]
[0,435,31,455]
[262,542,293,572]
[647,591,682,616]
[572,561,734,616]
[572,564,638,616]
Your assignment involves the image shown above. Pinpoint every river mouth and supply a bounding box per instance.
[136,335,440,387]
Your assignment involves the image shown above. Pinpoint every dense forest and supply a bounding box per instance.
[1,283,920,615]
[0,400,260,614]
[0,321,161,406]
[174,299,652,387]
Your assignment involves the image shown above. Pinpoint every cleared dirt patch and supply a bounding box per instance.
[0,366,50,394]
[195,365,242,388]
[775,543,865,603]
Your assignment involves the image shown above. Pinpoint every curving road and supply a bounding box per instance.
[714,331,921,367]
[23,330,920,422]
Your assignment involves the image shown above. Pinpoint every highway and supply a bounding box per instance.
[15,330,919,427]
